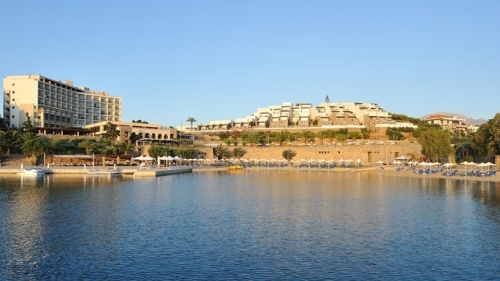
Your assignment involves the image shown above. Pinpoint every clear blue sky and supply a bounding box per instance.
[1,0,498,126]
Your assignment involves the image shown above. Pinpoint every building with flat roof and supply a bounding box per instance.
[196,97,396,131]
[3,74,122,129]
[85,121,178,144]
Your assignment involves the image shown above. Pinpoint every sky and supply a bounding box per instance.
[1,0,499,127]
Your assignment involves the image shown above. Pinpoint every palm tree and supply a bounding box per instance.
[232,147,247,159]
[316,131,327,145]
[78,139,96,155]
[299,130,314,145]
[21,112,34,133]
[102,122,120,144]
[273,131,288,146]
[186,117,197,131]
[213,144,230,160]
[21,135,51,165]
[0,130,21,154]
[119,142,135,155]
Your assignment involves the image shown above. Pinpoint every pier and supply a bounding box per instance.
[0,166,192,177]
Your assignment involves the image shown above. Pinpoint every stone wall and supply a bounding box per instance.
[197,141,419,163]
[233,142,420,164]
[142,141,421,164]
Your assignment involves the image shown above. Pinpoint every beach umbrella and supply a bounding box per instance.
[143,156,155,161]
[395,155,411,161]
[442,162,455,173]
[477,162,489,174]
[486,162,495,173]
[460,161,476,174]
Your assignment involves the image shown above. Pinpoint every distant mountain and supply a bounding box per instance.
[420,112,487,125]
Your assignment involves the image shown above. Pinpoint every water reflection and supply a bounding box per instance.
[0,175,134,279]
[0,171,500,279]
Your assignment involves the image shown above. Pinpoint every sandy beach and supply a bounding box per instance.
[193,165,500,183]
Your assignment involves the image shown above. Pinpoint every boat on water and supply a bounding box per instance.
[18,168,45,175]
[86,169,121,175]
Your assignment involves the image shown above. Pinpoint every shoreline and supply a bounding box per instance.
[1,164,499,183]
[193,166,500,183]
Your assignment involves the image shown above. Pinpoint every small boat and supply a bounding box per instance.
[86,169,122,175]
[18,168,45,175]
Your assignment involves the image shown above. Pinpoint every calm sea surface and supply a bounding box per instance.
[1,171,500,280]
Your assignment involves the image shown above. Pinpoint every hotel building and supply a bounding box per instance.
[85,121,178,144]
[196,96,402,131]
[3,74,121,129]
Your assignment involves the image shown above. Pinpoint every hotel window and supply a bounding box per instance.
[12,115,15,118]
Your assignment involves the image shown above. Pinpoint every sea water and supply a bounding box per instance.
[1,171,499,280]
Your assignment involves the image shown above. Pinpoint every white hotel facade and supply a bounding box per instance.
[3,74,121,129]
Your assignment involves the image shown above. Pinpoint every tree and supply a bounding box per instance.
[186,117,197,130]
[473,123,491,157]
[218,131,230,140]
[348,131,362,140]
[245,132,263,146]
[78,139,97,155]
[0,130,21,154]
[174,148,196,159]
[486,113,500,155]
[51,139,77,154]
[21,135,51,165]
[21,112,34,133]
[316,131,327,145]
[299,130,314,144]
[452,134,475,162]
[232,147,247,159]
[213,144,230,160]
[273,131,288,146]
[0,117,8,130]
[282,149,297,163]
[472,113,500,158]
[148,145,169,158]
[325,130,336,142]
[130,132,141,144]
[418,129,453,162]
[102,122,120,144]
[335,133,347,143]
[104,145,118,155]
[118,142,135,155]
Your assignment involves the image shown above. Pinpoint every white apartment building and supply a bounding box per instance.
[3,74,121,129]
[197,98,396,132]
